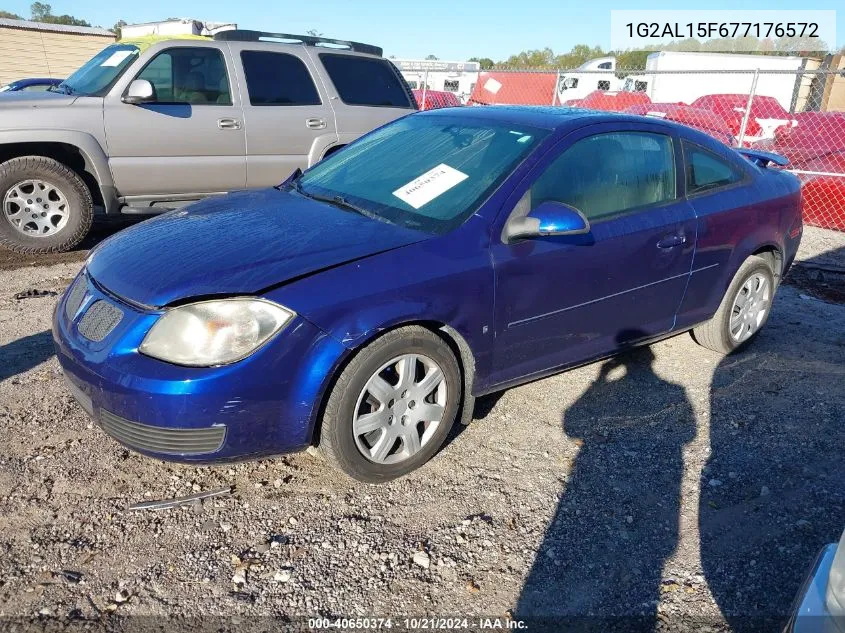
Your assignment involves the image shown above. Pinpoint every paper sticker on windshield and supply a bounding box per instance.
[393,164,468,209]
[100,50,134,67]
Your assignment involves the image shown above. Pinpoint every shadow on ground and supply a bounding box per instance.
[0,330,55,382]
[515,247,845,632]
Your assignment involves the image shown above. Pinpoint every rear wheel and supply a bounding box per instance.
[319,326,461,482]
[692,255,775,354]
[0,156,93,254]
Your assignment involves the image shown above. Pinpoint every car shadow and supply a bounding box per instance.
[700,246,845,632]
[515,330,696,631]
[0,330,55,382]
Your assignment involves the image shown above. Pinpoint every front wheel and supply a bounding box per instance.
[0,156,93,254]
[692,255,775,354]
[319,326,461,482]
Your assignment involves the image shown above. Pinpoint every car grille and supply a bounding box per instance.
[65,276,88,320]
[98,409,226,456]
[77,300,123,342]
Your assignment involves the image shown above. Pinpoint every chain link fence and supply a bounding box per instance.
[410,64,845,232]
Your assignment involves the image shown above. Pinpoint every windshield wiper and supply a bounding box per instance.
[293,183,389,224]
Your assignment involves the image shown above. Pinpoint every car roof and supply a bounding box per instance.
[418,105,679,132]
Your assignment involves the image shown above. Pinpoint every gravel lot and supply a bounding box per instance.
[0,226,843,632]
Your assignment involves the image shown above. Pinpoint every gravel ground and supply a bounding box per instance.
[0,226,843,632]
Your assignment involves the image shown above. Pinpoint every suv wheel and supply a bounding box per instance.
[0,156,93,254]
[319,326,461,482]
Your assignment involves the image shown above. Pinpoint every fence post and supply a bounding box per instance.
[737,69,759,147]
[421,69,429,110]
[551,70,560,106]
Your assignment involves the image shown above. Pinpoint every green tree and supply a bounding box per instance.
[0,9,22,18]
[468,57,494,70]
[112,19,126,39]
[30,2,90,26]
[306,28,322,38]
[425,54,438,60]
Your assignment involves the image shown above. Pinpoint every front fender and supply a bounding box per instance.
[0,129,118,212]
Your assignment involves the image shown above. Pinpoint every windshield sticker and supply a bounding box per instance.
[100,50,135,67]
[393,164,468,210]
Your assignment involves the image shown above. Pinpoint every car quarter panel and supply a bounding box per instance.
[676,163,802,329]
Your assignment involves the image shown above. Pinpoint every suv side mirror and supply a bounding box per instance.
[504,201,590,242]
[122,79,155,105]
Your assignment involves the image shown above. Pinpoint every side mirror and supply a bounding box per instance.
[504,201,590,242]
[122,79,155,105]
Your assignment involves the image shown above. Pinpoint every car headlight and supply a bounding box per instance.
[140,298,294,367]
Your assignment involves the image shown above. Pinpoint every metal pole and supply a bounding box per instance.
[737,69,759,147]
[551,70,560,106]
[421,69,429,110]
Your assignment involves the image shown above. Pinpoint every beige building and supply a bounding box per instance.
[0,18,115,85]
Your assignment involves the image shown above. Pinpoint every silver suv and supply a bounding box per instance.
[0,30,416,253]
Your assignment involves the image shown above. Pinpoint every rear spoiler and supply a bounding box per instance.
[735,149,789,168]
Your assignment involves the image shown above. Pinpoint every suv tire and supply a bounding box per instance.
[0,156,93,254]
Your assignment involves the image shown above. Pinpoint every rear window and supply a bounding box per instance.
[319,53,413,108]
[240,51,321,106]
[684,141,744,194]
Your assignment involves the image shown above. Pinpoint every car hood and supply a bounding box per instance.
[86,188,430,308]
[0,91,77,107]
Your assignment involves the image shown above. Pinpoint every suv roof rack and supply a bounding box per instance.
[214,30,382,57]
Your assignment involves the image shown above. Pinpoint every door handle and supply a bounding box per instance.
[657,234,687,249]
[217,118,242,130]
[305,118,327,130]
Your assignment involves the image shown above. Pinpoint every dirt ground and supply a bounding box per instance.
[0,225,843,632]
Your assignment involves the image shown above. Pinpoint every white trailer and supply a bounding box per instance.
[555,56,624,103]
[623,51,805,110]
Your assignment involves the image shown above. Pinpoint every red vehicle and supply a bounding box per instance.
[412,89,462,111]
[691,94,796,143]
[624,103,735,146]
[468,71,557,106]
[770,112,845,231]
[565,90,651,112]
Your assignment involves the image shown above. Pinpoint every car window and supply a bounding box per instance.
[297,115,548,234]
[137,47,231,105]
[684,142,744,194]
[319,53,413,108]
[530,131,676,221]
[240,51,321,106]
[22,84,51,92]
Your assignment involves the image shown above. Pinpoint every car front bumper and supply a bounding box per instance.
[52,270,347,462]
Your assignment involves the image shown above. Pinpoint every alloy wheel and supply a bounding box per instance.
[729,273,770,343]
[3,179,70,237]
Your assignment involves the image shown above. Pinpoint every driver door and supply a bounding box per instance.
[489,123,697,387]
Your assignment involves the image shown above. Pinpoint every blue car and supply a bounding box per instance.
[53,107,803,481]
[0,77,63,92]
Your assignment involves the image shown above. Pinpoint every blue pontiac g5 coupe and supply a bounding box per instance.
[53,107,803,482]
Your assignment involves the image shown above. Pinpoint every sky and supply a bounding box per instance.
[4,0,843,61]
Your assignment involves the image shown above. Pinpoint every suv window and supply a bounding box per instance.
[137,47,231,105]
[240,51,321,106]
[684,142,744,194]
[319,53,412,108]
[531,132,676,221]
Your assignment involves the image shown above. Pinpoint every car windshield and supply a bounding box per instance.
[296,115,549,234]
[57,44,140,97]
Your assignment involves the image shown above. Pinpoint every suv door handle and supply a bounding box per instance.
[657,234,687,249]
[306,118,327,130]
[217,118,242,130]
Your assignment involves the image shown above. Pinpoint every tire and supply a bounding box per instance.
[692,255,775,354]
[0,156,94,254]
[319,326,461,483]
